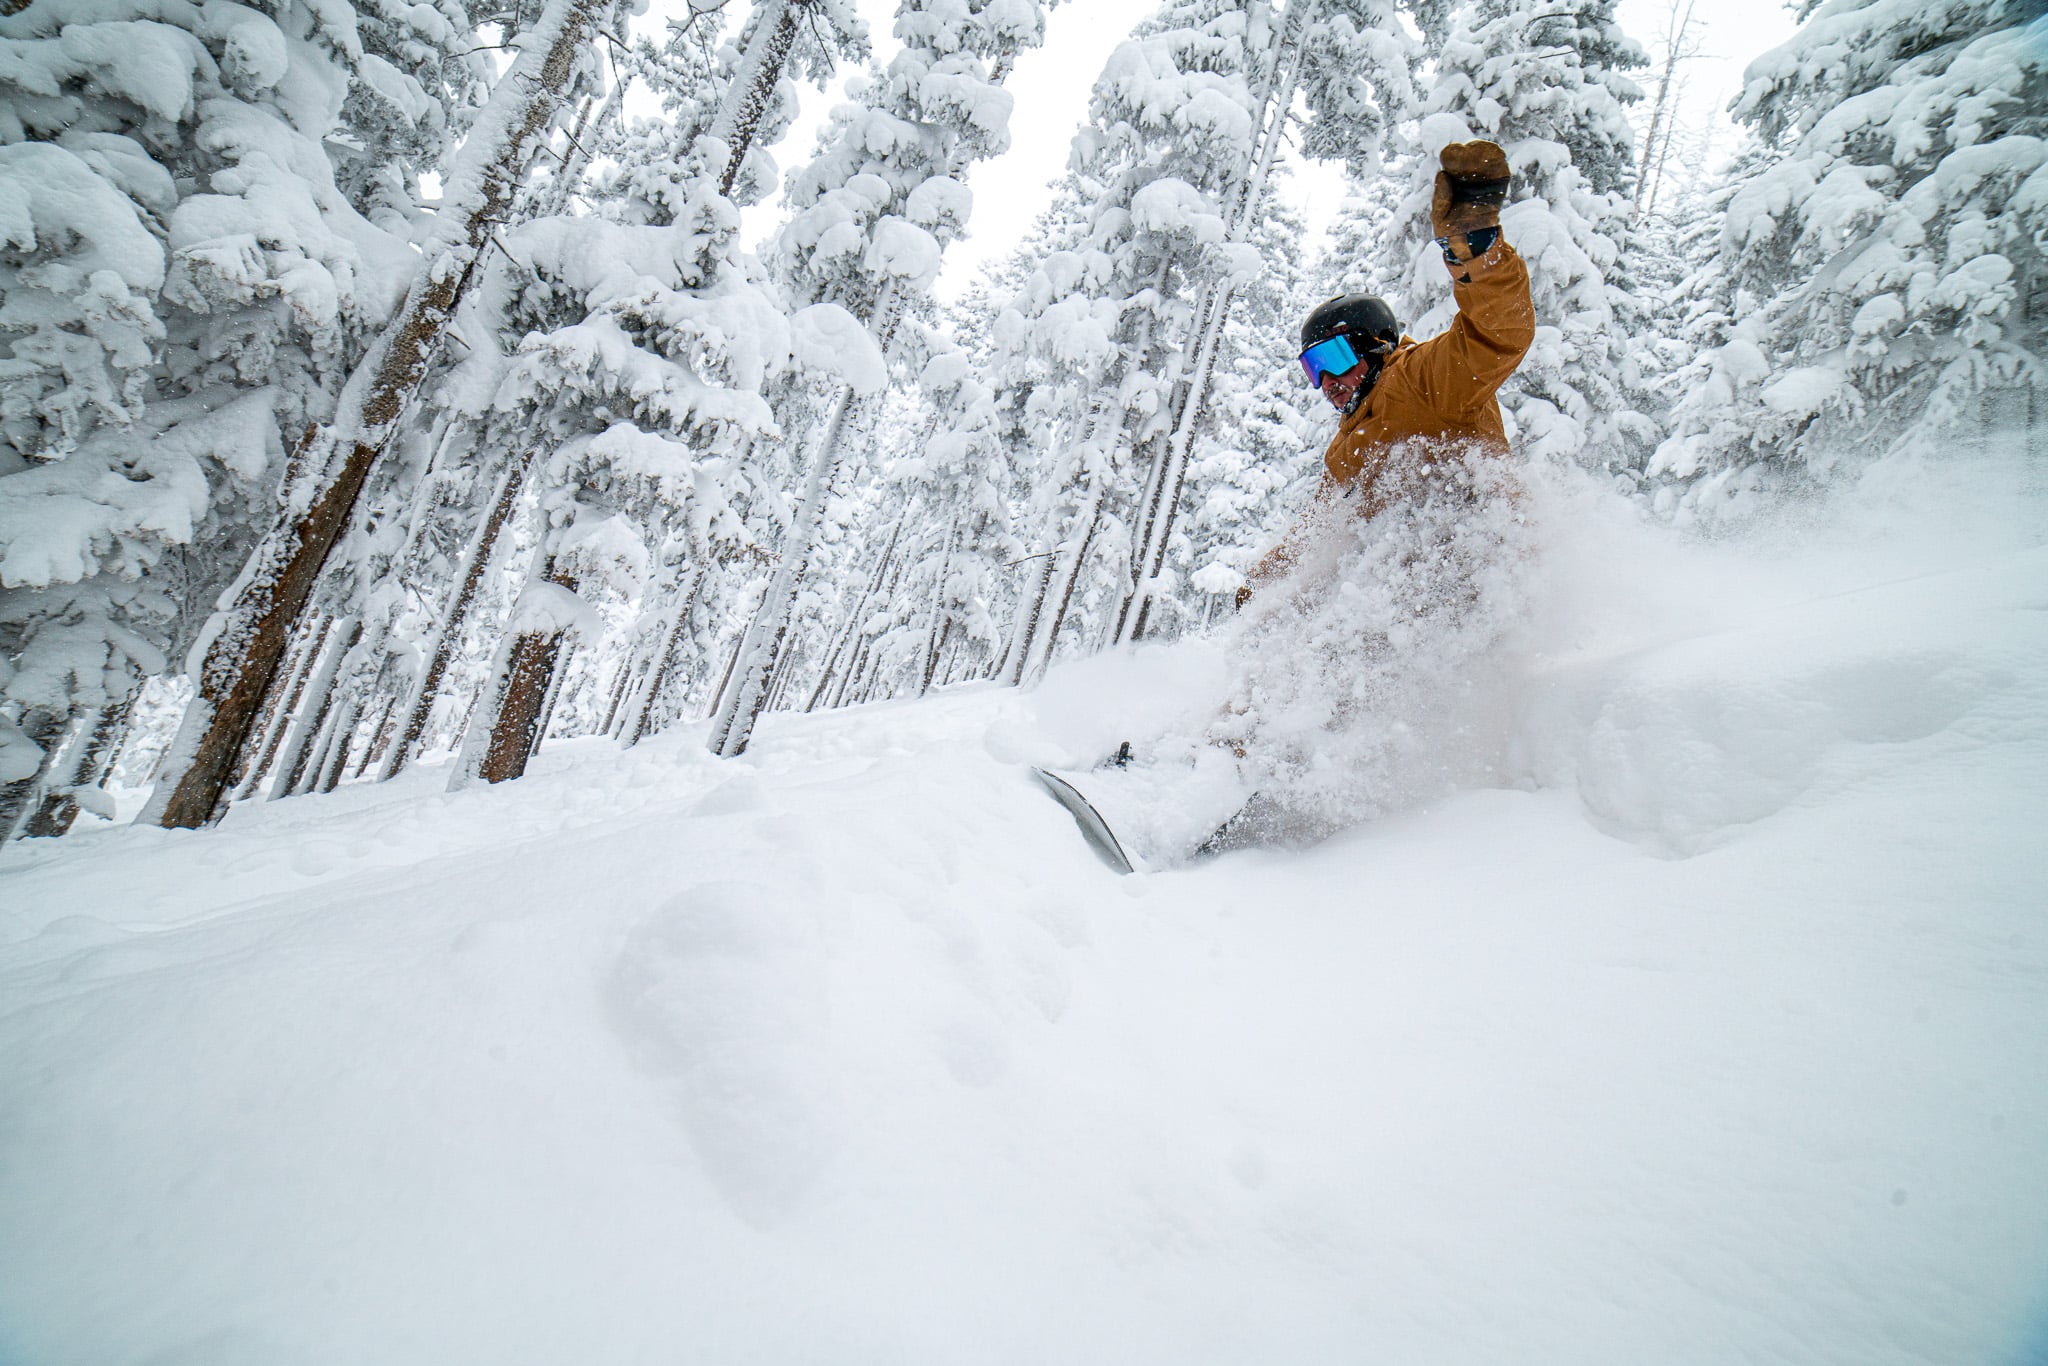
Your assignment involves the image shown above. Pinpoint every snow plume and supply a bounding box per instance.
[1216,448,1536,842]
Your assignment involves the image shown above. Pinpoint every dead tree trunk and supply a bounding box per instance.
[144,0,616,829]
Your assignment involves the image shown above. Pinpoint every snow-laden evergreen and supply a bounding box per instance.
[1374,0,1655,478]
[706,0,1050,756]
[445,4,830,786]
[1652,0,2048,516]
[989,0,1412,681]
[0,0,486,831]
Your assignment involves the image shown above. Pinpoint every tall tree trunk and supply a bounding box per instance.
[355,694,400,779]
[1001,548,1060,687]
[3,709,79,842]
[712,0,804,197]
[272,618,363,800]
[621,566,706,747]
[313,691,366,794]
[599,657,633,737]
[21,700,132,839]
[230,617,323,801]
[382,446,538,780]
[1633,0,1699,221]
[807,511,905,711]
[145,0,616,829]
[1027,486,1103,686]
[454,560,581,787]
[707,385,855,757]
[1114,14,1302,645]
[530,640,575,755]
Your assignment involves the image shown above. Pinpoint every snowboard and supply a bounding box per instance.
[1032,767,1139,874]
[1032,757,1265,874]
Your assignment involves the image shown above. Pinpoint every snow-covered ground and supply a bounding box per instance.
[3,452,2046,1365]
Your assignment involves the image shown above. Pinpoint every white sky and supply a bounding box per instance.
[724,0,1803,302]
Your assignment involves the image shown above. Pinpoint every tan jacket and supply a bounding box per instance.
[1253,238,1535,584]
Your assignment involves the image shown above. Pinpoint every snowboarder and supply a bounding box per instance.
[1239,139,1536,605]
[1039,142,1539,870]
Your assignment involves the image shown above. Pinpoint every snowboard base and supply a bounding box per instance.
[1032,768,1138,875]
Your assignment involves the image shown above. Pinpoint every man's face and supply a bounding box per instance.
[1320,361,1370,411]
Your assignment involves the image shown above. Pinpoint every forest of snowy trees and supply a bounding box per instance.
[1,0,2042,837]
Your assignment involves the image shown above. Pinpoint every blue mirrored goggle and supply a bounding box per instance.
[1299,334,1361,388]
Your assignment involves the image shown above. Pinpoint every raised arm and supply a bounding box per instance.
[1402,236,1536,423]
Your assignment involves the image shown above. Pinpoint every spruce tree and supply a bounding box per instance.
[1652,0,2048,515]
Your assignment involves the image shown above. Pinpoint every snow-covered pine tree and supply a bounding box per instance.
[1380,0,1655,478]
[1178,191,1326,625]
[988,0,1410,676]
[1650,0,2047,517]
[139,0,624,828]
[828,328,1020,703]
[448,0,876,784]
[706,0,1050,758]
[0,0,492,834]
[1114,0,1413,643]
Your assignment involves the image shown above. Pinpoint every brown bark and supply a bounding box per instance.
[715,0,803,197]
[277,620,364,798]
[528,640,574,756]
[23,703,130,839]
[238,615,328,799]
[230,617,322,800]
[383,448,536,781]
[477,566,579,784]
[147,0,614,829]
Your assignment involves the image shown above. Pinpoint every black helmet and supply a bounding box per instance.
[1299,293,1400,355]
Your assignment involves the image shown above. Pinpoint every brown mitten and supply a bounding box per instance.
[1430,140,1512,239]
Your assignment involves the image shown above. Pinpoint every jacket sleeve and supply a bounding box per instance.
[1403,238,1536,422]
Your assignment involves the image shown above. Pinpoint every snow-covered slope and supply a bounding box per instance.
[3,455,2045,1365]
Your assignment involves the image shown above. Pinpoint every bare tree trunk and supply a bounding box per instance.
[599,657,633,737]
[806,513,904,711]
[1114,15,1301,645]
[227,618,320,801]
[1633,0,1699,221]
[1029,492,1102,686]
[313,691,366,794]
[1001,548,1059,687]
[829,532,909,710]
[145,0,615,829]
[354,694,400,778]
